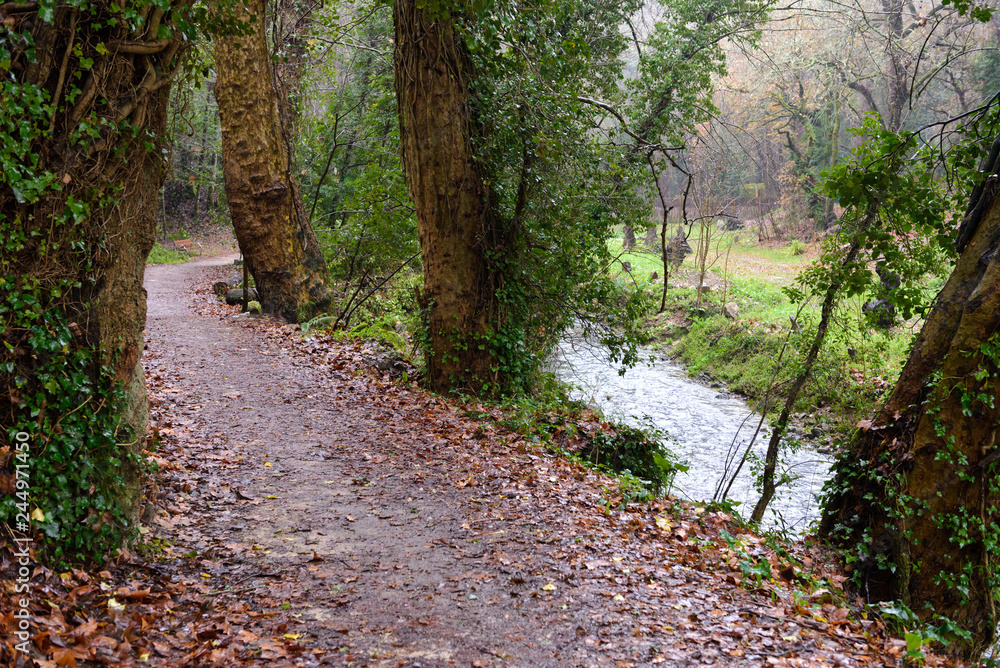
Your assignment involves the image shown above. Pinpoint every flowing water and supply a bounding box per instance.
[551,335,833,534]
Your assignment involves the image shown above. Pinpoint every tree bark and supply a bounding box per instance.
[822,160,1000,657]
[1,1,189,539]
[214,0,330,321]
[393,0,499,394]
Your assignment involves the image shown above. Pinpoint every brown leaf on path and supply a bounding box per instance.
[50,647,77,667]
[71,619,98,640]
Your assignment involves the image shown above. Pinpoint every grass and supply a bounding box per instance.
[147,242,189,265]
[612,230,917,432]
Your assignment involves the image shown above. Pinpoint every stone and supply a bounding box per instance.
[863,299,894,329]
[650,271,659,282]
[723,302,739,319]
[215,276,244,295]
[225,287,258,305]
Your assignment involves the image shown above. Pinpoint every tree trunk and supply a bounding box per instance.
[0,1,188,553]
[214,0,330,321]
[822,161,1000,657]
[393,0,499,394]
[623,225,636,250]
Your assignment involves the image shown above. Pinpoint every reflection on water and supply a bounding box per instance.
[551,335,832,534]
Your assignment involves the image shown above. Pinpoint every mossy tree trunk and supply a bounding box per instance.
[822,163,1000,657]
[0,1,190,555]
[393,0,500,393]
[214,0,330,322]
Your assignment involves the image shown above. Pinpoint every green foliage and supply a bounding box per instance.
[788,240,806,256]
[822,331,1000,654]
[877,601,973,662]
[161,50,226,229]
[668,303,894,420]
[375,0,765,395]
[942,0,994,22]
[146,242,188,265]
[333,315,408,352]
[300,2,418,285]
[460,387,687,502]
[789,116,954,329]
[0,286,149,565]
[584,419,689,496]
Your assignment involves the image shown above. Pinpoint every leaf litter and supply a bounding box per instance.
[1,257,973,667]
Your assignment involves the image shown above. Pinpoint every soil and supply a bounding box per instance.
[5,255,954,667]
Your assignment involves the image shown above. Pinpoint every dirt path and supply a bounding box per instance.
[146,257,604,666]
[138,257,899,667]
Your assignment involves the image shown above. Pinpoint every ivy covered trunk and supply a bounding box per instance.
[214,0,331,322]
[0,1,189,563]
[822,168,1000,657]
[393,0,499,394]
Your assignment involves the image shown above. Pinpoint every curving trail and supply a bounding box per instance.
[139,257,889,668]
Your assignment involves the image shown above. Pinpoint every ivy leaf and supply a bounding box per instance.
[38,0,57,23]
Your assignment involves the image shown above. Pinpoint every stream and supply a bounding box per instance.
[551,336,833,534]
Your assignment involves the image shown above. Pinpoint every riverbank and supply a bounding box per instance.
[612,235,911,447]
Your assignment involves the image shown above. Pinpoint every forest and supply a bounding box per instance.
[2,0,1000,665]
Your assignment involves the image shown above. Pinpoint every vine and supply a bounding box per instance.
[0,1,240,566]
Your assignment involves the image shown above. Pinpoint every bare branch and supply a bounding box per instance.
[576,96,683,153]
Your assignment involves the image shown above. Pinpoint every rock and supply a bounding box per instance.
[645,226,660,251]
[723,302,739,319]
[863,299,894,329]
[215,276,245,295]
[234,258,243,265]
[247,300,262,314]
[650,271,659,282]
[810,426,825,439]
[716,218,744,231]
[621,261,632,273]
[715,392,729,400]
[698,283,712,294]
[225,288,258,305]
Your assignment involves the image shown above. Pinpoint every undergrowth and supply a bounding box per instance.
[147,242,189,265]
[647,272,911,428]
